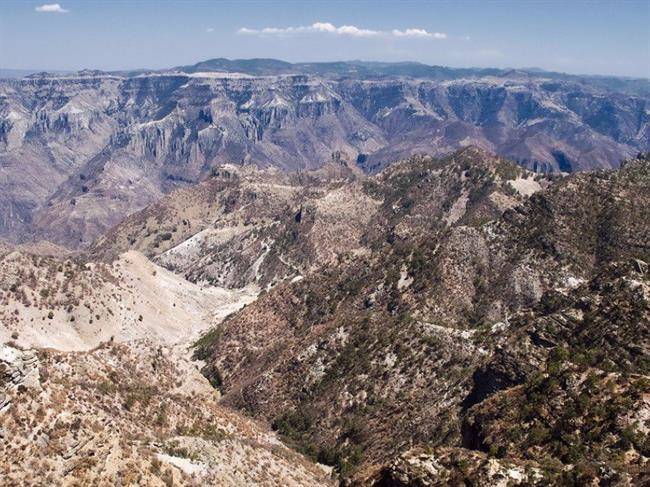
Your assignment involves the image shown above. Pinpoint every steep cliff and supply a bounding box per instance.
[1,64,648,247]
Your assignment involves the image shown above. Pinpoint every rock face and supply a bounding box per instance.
[0,344,41,412]
[1,62,648,247]
[370,447,540,486]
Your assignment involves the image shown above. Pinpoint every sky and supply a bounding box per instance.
[1,0,649,78]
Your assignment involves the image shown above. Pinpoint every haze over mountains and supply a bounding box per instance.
[0,59,648,248]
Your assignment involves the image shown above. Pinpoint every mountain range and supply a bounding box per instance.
[1,146,648,485]
[0,59,648,248]
[0,58,648,486]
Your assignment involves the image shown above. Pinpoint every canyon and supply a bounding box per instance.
[1,60,648,248]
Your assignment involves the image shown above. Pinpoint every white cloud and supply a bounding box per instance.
[35,3,68,13]
[392,28,447,39]
[237,22,380,37]
[314,22,380,37]
[206,27,215,33]
[238,22,446,40]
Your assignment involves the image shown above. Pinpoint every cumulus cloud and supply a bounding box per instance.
[238,22,379,37]
[312,22,380,37]
[35,3,68,13]
[392,28,447,39]
[238,22,446,40]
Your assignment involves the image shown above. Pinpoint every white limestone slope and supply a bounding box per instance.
[0,250,258,351]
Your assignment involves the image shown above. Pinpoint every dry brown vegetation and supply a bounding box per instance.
[0,340,332,486]
[195,152,649,483]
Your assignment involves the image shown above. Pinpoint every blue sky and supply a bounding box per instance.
[1,0,649,77]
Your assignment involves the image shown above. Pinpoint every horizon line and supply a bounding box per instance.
[1,58,648,81]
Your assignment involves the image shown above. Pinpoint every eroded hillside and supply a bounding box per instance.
[1,148,648,486]
[191,151,649,483]
[1,64,647,247]
[0,249,256,350]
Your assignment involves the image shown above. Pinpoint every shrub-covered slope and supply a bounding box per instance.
[195,152,649,482]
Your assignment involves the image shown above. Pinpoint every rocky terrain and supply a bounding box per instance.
[1,60,648,247]
[370,259,649,486]
[185,150,649,483]
[0,236,330,484]
[0,248,257,350]
[0,341,332,485]
[0,147,648,485]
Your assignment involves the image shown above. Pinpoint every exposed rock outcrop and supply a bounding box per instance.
[1,64,648,247]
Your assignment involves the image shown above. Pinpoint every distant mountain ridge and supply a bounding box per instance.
[9,58,648,96]
[0,58,648,248]
[171,58,650,96]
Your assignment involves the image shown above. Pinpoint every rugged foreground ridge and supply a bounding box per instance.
[185,150,649,484]
[0,244,326,484]
[1,148,648,485]
[0,341,332,485]
[1,62,648,247]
